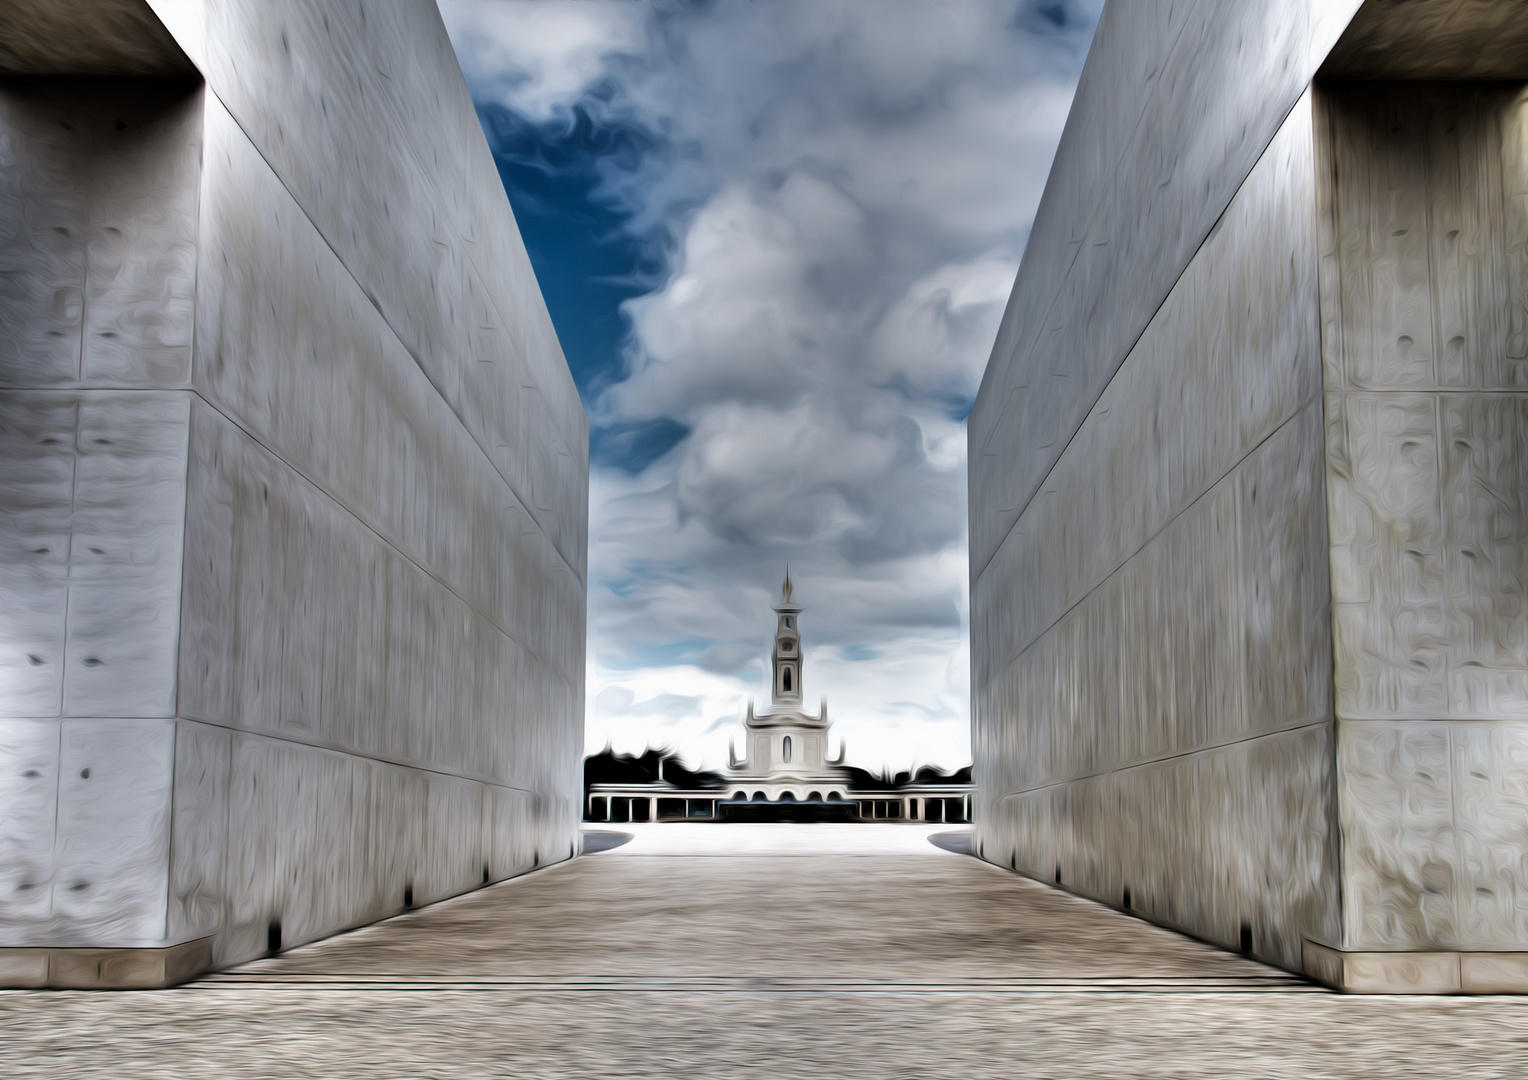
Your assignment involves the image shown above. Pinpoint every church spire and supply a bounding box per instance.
[771,566,803,707]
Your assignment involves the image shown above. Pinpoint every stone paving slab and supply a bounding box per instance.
[222,823,1280,984]
[8,989,1528,1079]
[3,824,1528,1077]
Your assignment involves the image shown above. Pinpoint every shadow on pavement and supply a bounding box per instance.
[928,831,972,856]
[583,831,635,854]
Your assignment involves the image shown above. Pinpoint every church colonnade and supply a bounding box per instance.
[586,788,971,823]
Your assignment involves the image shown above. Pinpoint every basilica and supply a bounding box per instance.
[725,569,852,804]
[586,572,971,824]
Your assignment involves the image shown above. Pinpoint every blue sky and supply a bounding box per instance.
[442,0,1098,771]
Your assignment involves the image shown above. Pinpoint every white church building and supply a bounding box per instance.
[725,570,853,803]
[587,572,971,823]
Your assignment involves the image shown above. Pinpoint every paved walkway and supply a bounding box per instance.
[4,824,1527,1077]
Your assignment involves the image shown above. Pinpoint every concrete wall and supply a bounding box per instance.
[1317,80,1528,990]
[970,0,1528,992]
[0,0,586,987]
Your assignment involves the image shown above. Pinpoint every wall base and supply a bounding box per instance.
[0,938,213,989]
[1303,941,1528,994]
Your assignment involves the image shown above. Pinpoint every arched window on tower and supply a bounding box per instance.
[783,668,792,693]
[783,736,792,763]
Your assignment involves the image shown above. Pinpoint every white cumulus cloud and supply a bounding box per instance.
[444,0,1098,771]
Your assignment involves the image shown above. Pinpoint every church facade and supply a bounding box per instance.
[587,573,970,823]
[725,571,852,804]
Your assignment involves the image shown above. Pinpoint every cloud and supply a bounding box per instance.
[869,253,1021,406]
[443,0,1098,771]
[444,1,649,123]
[606,173,875,424]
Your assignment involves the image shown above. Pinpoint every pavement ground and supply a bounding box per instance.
[3,823,1527,1078]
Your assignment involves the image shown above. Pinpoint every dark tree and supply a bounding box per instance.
[583,747,727,793]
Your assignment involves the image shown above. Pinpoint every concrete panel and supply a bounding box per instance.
[0,950,49,988]
[414,768,484,907]
[0,80,201,390]
[1462,951,1528,993]
[219,734,518,968]
[483,785,527,881]
[192,98,582,689]
[1327,85,1528,393]
[1320,75,1528,962]
[0,390,189,722]
[973,99,1323,694]
[0,85,87,385]
[180,382,578,965]
[970,8,1361,973]
[1303,939,1464,994]
[969,0,1361,578]
[167,720,228,943]
[1324,0,1528,80]
[0,0,584,981]
[1324,85,1528,722]
[0,721,58,937]
[45,937,211,989]
[976,404,1338,966]
[1338,720,1458,949]
[972,0,1528,983]
[79,86,200,385]
[62,391,189,718]
[977,404,1328,795]
[1451,721,1528,949]
[177,399,581,788]
[1325,392,1448,719]
[199,0,587,578]
[222,733,374,965]
[1344,952,1462,994]
[0,394,72,717]
[0,0,195,78]
[52,719,174,946]
[995,724,1338,971]
[1239,407,1335,747]
[1441,396,1528,716]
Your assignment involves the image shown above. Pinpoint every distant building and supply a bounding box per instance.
[587,572,970,823]
[726,569,851,802]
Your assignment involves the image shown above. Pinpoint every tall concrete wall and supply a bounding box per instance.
[1318,79,1528,990]
[971,0,1528,993]
[0,0,586,987]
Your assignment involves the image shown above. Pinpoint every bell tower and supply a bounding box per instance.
[772,568,803,707]
[729,568,845,789]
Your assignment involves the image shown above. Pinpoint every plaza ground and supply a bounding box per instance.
[3,823,1526,1077]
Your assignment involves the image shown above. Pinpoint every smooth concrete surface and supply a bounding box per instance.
[967,0,1361,578]
[1304,939,1528,995]
[0,1,197,77]
[0,0,584,981]
[970,0,1528,991]
[0,938,212,991]
[211,824,1286,984]
[1324,0,1528,80]
[2,826,1527,1078]
[1320,82,1528,954]
[972,75,1341,975]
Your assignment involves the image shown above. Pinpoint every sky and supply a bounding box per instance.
[440,0,1099,773]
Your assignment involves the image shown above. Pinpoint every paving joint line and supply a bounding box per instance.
[189,975,1323,995]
